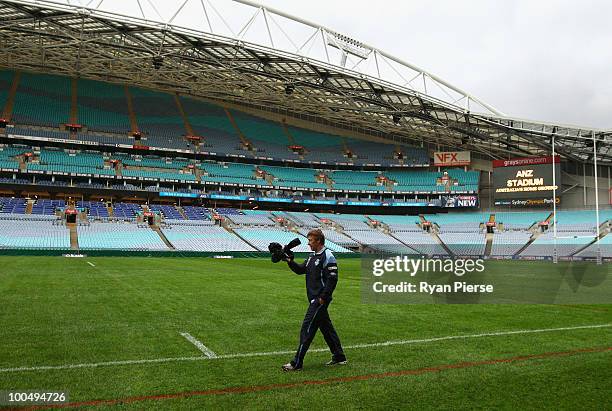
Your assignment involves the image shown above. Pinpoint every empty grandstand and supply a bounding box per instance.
[0,3,609,411]
[0,0,608,265]
[78,222,168,250]
[162,222,256,252]
[0,216,69,249]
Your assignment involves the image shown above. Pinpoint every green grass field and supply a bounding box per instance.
[0,257,610,410]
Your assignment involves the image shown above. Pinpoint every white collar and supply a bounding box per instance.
[314,247,327,255]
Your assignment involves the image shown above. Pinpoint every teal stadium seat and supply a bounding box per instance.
[78,78,131,133]
[12,71,71,127]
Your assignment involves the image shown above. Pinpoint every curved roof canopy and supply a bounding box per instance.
[0,0,609,164]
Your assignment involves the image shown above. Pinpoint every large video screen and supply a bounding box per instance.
[493,156,561,205]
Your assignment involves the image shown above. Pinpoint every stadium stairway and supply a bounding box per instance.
[431,231,454,256]
[418,214,427,226]
[514,212,554,255]
[570,230,609,257]
[338,230,362,251]
[150,225,175,249]
[385,231,422,254]
[261,170,276,186]
[70,77,78,127]
[281,121,296,146]
[177,206,188,220]
[515,232,538,256]
[224,108,254,151]
[485,233,493,256]
[69,223,79,250]
[544,212,555,227]
[223,224,259,250]
[173,93,194,137]
[25,200,33,214]
[123,85,139,134]
[341,137,350,156]
[18,155,27,172]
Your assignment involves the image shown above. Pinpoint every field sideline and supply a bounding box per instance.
[0,256,610,409]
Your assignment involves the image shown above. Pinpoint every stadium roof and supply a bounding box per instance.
[0,0,609,165]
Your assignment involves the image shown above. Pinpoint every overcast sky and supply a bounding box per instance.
[252,0,612,129]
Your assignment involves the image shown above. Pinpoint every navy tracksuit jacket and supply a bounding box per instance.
[288,247,345,367]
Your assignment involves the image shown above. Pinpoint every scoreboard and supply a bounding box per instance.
[493,156,561,207]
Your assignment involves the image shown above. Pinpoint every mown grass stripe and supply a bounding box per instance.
[0,323,608,374]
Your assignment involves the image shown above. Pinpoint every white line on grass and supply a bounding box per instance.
[180,332,218,358]
[0,323,609,373]
[87,262,95,267]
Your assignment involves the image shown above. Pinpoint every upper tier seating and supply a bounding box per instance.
[2,69,429,166]
[12,72,71,127]
[180,96,245,156]
[0,70,12,110]
[131,88,185,140]
[288,127,344,163]
[78,78,131,133]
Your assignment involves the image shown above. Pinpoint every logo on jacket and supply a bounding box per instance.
[315,259,320,266]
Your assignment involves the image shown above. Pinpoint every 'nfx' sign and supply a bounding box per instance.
[433,151,471,166]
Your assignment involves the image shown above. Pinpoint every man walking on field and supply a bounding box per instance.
[282,229,347,371]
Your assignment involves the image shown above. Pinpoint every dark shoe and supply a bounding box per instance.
[325,358,348,366]
[282,361,302,371]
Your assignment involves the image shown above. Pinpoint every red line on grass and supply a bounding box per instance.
[16,346,611,410]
